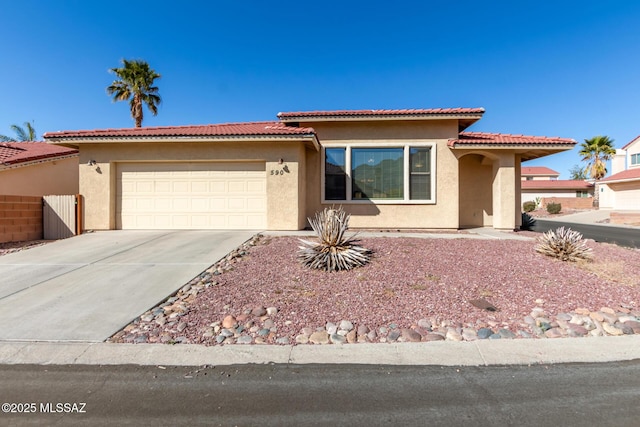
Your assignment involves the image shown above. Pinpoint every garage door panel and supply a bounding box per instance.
[117,162,266,229]
[155,181,172,193]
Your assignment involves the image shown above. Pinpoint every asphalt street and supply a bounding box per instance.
[531,219,640,248]
[1,362,639,426]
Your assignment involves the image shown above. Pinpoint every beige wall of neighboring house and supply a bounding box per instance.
[0,156,79,196]
[599,136,640,210]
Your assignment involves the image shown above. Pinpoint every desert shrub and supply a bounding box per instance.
[520,213,536,231]
[298,206,371,272]
[535,226,592,262]
[546,202,562,214]
[523,201,536,212]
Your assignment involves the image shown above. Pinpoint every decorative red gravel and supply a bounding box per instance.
[178,236,639,343]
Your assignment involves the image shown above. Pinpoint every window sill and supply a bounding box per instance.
[322,199,436,205]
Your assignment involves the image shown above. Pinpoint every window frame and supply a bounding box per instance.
[321,142,437,204]
[631,153,640,166]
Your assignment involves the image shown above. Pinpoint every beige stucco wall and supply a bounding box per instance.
[458,154,493,227]
[0,156,79,196]
[302,120,461,228]
[78,140,310,231]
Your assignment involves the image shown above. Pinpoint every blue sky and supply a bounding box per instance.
[2,1,639,178]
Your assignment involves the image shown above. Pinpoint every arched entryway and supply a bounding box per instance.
[458,153,494,228]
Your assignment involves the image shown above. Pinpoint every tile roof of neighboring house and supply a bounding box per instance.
[277,108,486,120]
[521,166,560,176]
[621,135,640,150]
[600,168,640,183]
[449,132,577,147]
[43,121,316,140]
[0,142,78,166]
[521,180,593,190]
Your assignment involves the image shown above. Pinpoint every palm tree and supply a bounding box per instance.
[0,121,37,142]
[578,135,616,180]
[107,59,161,127]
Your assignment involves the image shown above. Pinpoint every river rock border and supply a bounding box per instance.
[108,234,640,345]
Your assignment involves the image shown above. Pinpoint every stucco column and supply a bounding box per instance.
[492,154,517,230]
[514,156,522,229]
[266,160,302,230]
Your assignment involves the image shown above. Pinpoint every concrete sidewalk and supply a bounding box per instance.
[1,336,639,366]
[539,209,640,228]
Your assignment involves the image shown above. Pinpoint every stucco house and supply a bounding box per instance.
[0,142,79,196]
[599,135,640,210]
[44,108,576,231]
[521,166,560,181]
[520,166,594,206]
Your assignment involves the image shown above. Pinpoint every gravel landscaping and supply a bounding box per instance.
[109,233,640,345]
[0,240,51,256]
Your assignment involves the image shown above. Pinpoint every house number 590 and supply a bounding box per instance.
[270,169,285,175]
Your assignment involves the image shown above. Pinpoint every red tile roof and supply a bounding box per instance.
[0,142,78,166]
[450,132,577,147]
[521,180,593,190]
[600,167,640,183]
[521,166,560,176]
[621,135,640,150]
[278,108,485,120]
[43,121,316,140]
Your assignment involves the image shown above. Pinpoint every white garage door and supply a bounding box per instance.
[612,181,640,210]
[117,162,266,229]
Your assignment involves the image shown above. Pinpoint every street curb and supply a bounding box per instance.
[1,335,639,366]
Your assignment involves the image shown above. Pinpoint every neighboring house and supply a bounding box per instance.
[521,180,594,206]
[44,108,576,231]
[520,166,594,206]
[599,135,640,210]
[0,142,79,196]
[521,166,560,181]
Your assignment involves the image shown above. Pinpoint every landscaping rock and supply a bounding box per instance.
[222,315,237,329]
[339,320,354,332]
[424,333,445,342]
[401,328,422,342]
[309,331,330,344]
[477,328,493,339]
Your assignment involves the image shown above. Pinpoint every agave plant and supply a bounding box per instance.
[535,226,592,262]
[520,212,536,231]
[298,207,371,272]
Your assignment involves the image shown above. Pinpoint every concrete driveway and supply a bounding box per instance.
[0,230,257,342]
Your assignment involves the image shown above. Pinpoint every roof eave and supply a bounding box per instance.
[601,177,640,184]
[278,113,485,123]
[1,153,78,170]
[449,143,576,162]
[45,134,321,151]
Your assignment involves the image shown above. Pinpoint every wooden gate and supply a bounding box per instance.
[43,195,78,239]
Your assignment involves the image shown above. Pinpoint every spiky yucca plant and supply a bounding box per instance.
[298,207,371,272]
[535,227,592,262]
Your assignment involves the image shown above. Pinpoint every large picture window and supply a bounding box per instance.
[352,148,403,200]
[325,148,347,200]
[323,145,435,203]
